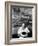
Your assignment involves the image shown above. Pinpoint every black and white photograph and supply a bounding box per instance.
[5,2,37,44]
[11,6,32,38]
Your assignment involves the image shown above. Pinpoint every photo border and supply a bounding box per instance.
[5,1,37,45]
